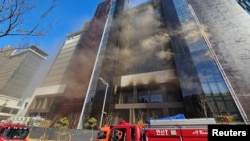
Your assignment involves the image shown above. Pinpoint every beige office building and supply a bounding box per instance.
[0,46,47,120]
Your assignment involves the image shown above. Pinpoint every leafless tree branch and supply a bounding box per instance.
[0,0,57,37]
[198,94,208,117]
[103,111,118,126]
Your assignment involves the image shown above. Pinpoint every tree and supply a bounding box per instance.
[0,0,56,37]
[54,117,70,141]
[39,120,51,141]
[103,111,118,126]
[84,117,97,129]
[197,94,209,118]
[84,117,97,141]
[136,109,145,123]
[137,119,146,128]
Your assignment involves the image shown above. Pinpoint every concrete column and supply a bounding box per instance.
[133,86,137,103]
[129,108,135,123]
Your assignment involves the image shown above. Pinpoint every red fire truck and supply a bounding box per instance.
[0,123,29,141]
[96,118,217,141]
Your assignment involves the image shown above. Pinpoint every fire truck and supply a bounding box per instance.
[96,118,217,141]
[0,123,29,141]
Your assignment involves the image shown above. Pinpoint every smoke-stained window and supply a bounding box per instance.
[118,4,173,75]
[121,91,133,103]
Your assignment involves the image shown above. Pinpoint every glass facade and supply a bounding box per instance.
[118,6,173,75]
[88,0,247,123]
[171,0,243,120]
[79,1,117,128]
[236,0,250,14]
[187,0,250,122]
[106,0,184,123]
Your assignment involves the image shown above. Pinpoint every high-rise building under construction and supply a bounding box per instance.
[26,0,250,128]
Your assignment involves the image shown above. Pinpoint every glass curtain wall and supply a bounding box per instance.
[172,0,242,121]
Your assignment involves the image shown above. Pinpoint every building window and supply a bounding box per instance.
[121,91,133,103]
[137,89,149,103]
[150,89,163,103]
[137,88,164,103]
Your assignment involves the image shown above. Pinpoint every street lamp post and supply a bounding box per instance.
[99,77,109,129]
